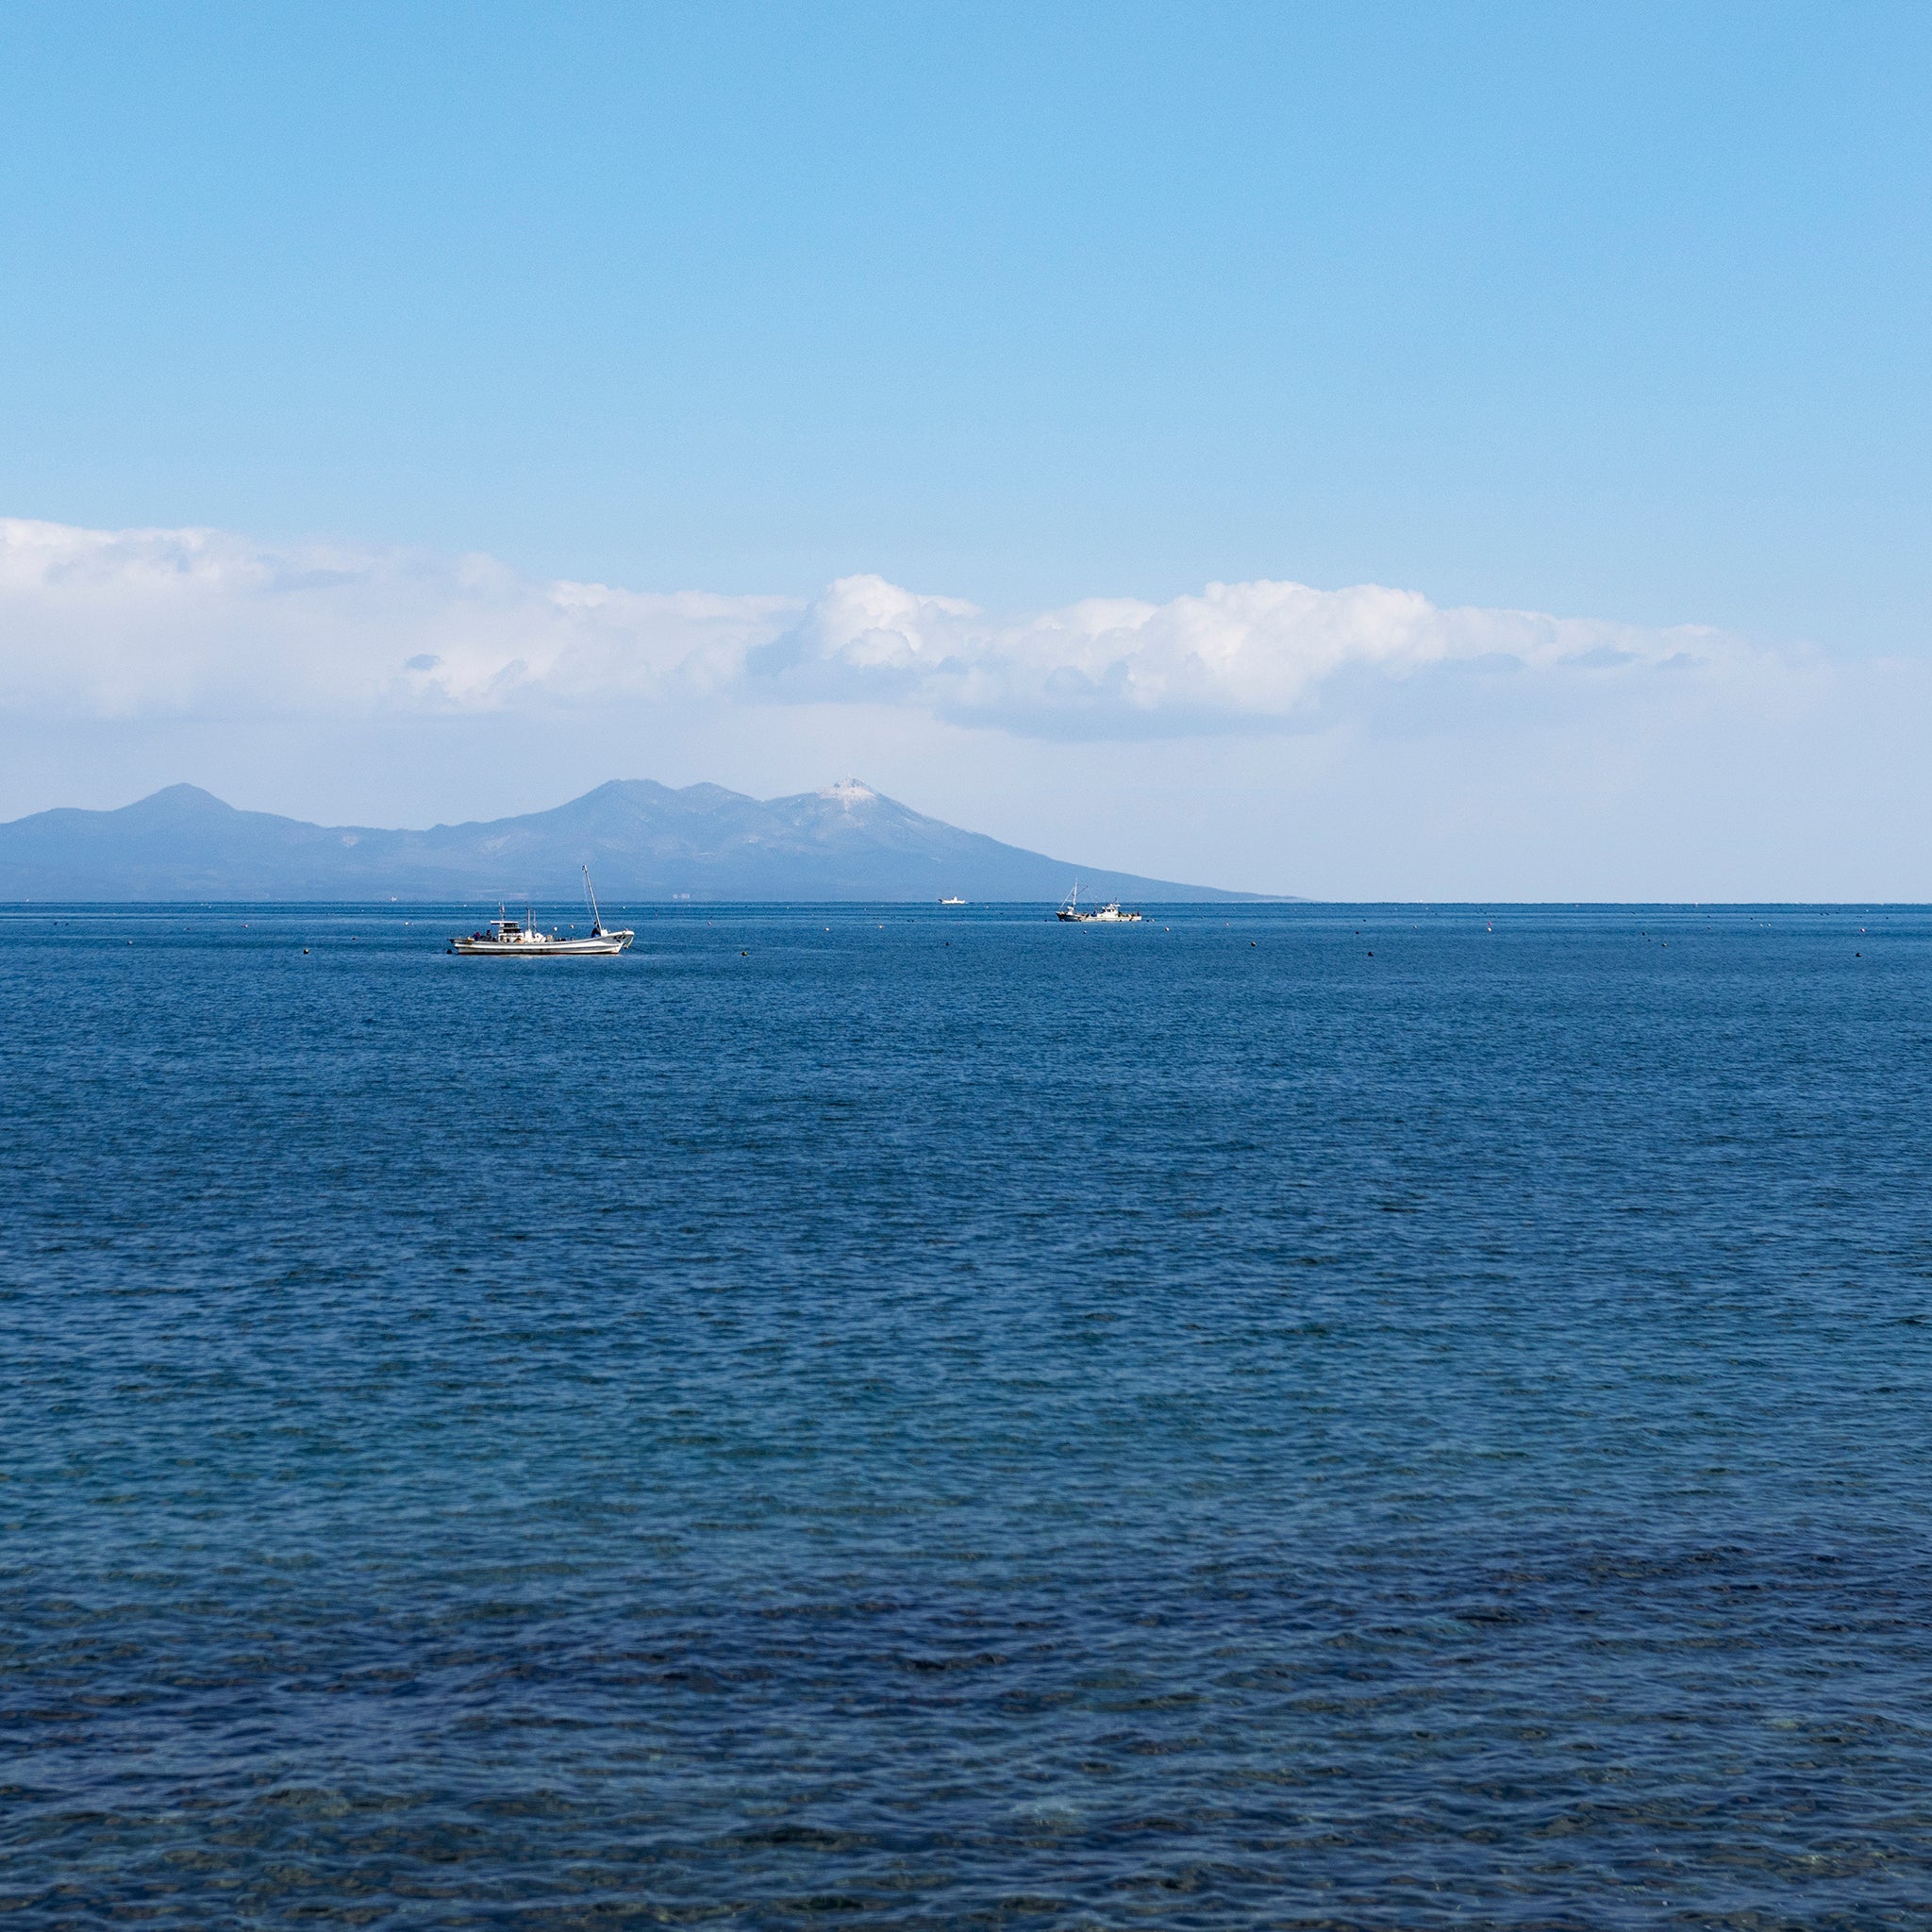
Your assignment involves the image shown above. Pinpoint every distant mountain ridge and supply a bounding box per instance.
[0,779,1274,902]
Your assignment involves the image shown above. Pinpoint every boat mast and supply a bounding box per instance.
[583,864,604,935]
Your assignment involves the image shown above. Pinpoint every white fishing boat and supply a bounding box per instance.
[449,868,635,956]
[940,895,967,906]
[1057,881,1142,924]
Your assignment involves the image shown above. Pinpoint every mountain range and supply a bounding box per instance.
[0,779,1270,902]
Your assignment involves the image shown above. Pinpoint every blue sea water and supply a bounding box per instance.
[4,902,1931,1928]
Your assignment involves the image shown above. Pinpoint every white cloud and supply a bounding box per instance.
[0,518,794,719]
[765,573,1753,734]
[0,515,1770,737]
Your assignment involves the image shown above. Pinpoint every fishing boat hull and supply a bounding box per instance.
[449,931,634,956]
[452,867,634,954]
[1056,881,1141,922]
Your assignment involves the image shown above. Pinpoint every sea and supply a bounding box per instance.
[5,902,1930,1928]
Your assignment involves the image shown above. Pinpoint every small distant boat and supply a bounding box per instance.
[940,895,967,906]
[449,867,635,956]
[1057,881,1142,924]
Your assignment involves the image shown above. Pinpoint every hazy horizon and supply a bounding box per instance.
[5,776,1925,908]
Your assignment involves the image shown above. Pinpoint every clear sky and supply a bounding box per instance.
[3,2,1929,896]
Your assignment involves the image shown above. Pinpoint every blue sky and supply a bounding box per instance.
[2,2,1930,894]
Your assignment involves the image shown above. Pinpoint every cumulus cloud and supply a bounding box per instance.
[0,516,1760,737]
[767,574,1749,734]
[0,518,791,718]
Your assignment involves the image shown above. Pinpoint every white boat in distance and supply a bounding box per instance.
[1057,881,1142,924]
[940,895,967,906]
[449,868,636,956]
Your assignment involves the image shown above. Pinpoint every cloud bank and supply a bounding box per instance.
[0,517,1754,738]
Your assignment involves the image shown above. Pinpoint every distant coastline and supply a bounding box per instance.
[0,777,1284,904]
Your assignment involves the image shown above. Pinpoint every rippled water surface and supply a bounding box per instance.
[6,902,1932,1927]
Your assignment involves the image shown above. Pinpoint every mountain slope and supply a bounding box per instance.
[0,779,1274,901]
